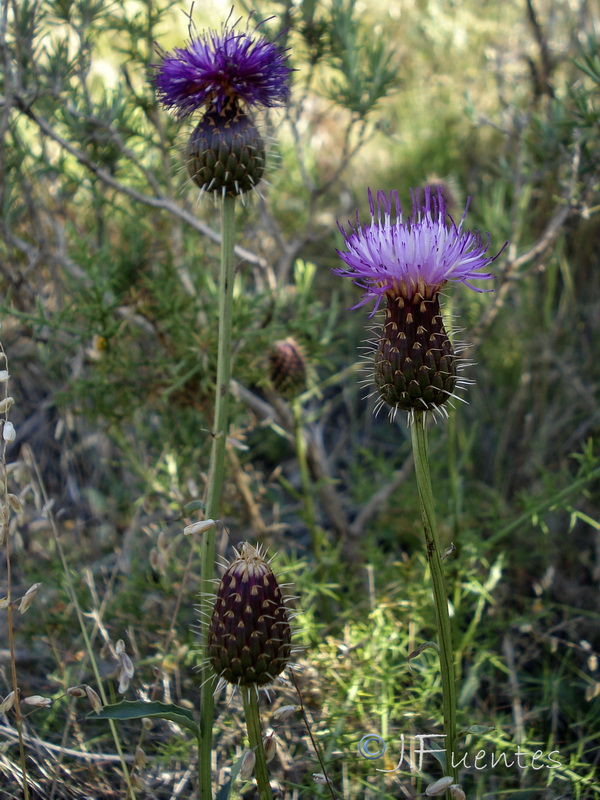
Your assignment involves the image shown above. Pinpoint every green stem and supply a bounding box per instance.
[410,412,458,784]
[199,195,237,800]
[241,687,273,800]
[291,398,322,557]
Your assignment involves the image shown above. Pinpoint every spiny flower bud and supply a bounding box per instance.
[268,338,307,399]
[208,543,292,686]
[186,104,265,196]
[375,290,457,412]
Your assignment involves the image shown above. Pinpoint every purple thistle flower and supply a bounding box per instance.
[336,187,503,314]
[154,18,292,119]
[335,188,506,417]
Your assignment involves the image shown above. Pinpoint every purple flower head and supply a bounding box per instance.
[154,15,292,119]
[336,188,504,314]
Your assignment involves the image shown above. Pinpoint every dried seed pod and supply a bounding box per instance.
[426,776,455,796]
[0,691,16,714]
[239,749,256,780]
[208,543,292,686]
[85,685,103,714]
[67,686,87,698]
[184,519,216,536]
[23,695,52,708]
[263,732,277,764]
[19,583,41,614]
[272,704,297,722]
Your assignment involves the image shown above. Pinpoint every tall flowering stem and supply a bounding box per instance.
[154,15,291,798]
[336,187,505,792]
[198,195,236,799]
[410,412,458,781]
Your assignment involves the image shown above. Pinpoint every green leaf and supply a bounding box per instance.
[215,750,247,800]
[90,700,200,738]
[461,724,496,735]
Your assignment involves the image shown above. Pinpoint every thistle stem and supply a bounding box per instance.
[199,195,237,800]
[241,687,273,800]
[410,412,458,785]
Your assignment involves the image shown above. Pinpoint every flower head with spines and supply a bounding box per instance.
[336,187,505,419]
[206,542,297,691]
[153,12,291,196]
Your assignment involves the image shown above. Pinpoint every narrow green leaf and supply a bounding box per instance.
[215,750,246,800]
[90,700,200,738]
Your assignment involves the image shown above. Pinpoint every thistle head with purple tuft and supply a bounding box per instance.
[154,12,292,196]
[336,188,505,418]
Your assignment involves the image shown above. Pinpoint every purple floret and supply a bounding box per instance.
[336,188,504,314]
[154,21,291,118]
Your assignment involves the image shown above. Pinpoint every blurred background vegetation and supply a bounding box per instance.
[0,0,599,797]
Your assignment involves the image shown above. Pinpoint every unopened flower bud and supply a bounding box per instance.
[23,695,52,708]
[450,785,466,800]
[426,776,455,796]
[19,583,41,614]
[239,749,256,780]
[208,542,292,686]
[312,773,327,785]
[0,370,9,382]
[268,338,307,399]
[67,686,87,698]
[85,685,103,714]
[2,421,15,442]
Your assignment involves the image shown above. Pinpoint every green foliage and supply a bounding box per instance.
[1,0,599,798]
[93,700,200,738]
